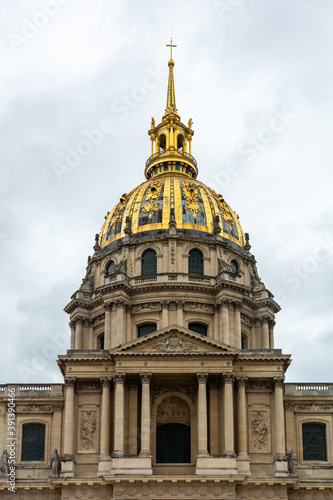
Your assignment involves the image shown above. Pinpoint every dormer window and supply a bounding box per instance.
[106,261,115,276]
[231,260,238,275]
[189,249,203,275]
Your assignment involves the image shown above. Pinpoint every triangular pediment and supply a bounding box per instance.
[113,325,238,355]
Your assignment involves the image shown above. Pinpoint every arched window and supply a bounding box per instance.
[241,333,248,349]
[303,423,327,461]
[231,260,239,274]
[138,323,157,338]
[177,134,184,151]
[188,249,203,275]
[106,261,115,276]
[97,333,104,350]
[159,134,166,151]
[142,249,157,276]
[21,423,45,461]
[188,323,207,336]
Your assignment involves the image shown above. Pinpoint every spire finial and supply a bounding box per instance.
[166,39,177,110]
[166,38,177,60]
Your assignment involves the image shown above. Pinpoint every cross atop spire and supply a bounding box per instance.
[166,38,177,60]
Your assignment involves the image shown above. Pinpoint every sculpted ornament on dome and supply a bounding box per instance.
[111,192,131,229]
[182,180,201,219]
[210,188,234,232]
[142,179,163,218]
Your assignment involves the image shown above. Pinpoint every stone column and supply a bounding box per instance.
[262,318,270,349]
[69,321,75,350]
[75,317,83,349]
[209,381,219,455]
[126,305,132,343]
[221,300,230,345]
[115,300,125,346]
[104,303,112,349]
[234,302,242,349]
[250,321,255,349]
[113,373,126,457]
[273,378,288,476]
[88,319,94,349]
[196,372,209,456]
[237,378,249,458]
[140,372,152,456]
[274,377,286,459]
[62,377,76,469]
[175,301,184,327]
[161,301,170,328]
[128,381,139,455]
[223,374,236,457]
[213,304,220,341]
[269,320,275,349]
[99,378,111,458]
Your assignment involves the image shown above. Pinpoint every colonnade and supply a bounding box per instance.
[61,374,286,464]
[69,301,276,352]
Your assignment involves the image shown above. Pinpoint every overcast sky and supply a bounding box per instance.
[1,0,332,384]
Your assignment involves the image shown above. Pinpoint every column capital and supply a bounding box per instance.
[69,320,76,328]
[236,377,248,388]
[233,300,242,310]
[100,377,112,389]
[273,377,285,388]
[75,316,84,325]
[220,299,231,308]
[213,303,220,313]
[161,300,170,309]
[88,319,94,327]
[64,377,76,388]
[104,302,113,311]
[128,380,139,390]
[114,373,126,385]
[175,300,185,309]
[140,372,152,384]
[116,299,126,309]
[222,373,235,384]
[196,372,209,384]
[260,315,271,324]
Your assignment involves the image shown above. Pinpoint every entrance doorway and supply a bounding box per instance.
[156,422,191,463]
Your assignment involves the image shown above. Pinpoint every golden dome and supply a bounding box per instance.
[99,41,246,250]
[99,173,245,249]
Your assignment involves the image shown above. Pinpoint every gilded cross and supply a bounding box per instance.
[166,39,177,59]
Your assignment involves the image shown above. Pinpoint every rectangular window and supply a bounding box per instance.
[303,423,327,461]
[22,423,45,461]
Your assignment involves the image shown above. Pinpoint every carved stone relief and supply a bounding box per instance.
[77,408,98,453]
[154,334,198,353]
[77,381,101,392]
[250,409,271,453]
[156,395,190,424]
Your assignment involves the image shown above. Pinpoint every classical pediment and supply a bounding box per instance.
[113,325,238,355]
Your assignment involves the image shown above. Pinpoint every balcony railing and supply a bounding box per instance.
[145,150,197,172]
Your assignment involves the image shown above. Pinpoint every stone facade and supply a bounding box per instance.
[1,47,332,499]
